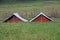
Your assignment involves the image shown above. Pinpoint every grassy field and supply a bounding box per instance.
[0,18,60,40]
[0,1,60,20]
[0,22,60,40]
[0,1,60,40]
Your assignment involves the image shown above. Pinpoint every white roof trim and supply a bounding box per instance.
[5,13,28,22]
[13,13,28,22]
[30,12,54,22]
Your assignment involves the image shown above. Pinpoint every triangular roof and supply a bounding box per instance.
[4,13,28,22]
[30,12,54,22]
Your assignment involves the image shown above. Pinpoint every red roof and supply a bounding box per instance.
[30,12,54,22]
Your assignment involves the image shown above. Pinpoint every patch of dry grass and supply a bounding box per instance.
[0,1,60,20]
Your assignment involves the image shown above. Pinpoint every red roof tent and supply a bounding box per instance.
[30,12,53,22]
[4,13,28,23]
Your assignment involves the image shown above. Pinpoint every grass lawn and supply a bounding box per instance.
[0,22,60,40]
[0,18,60,40]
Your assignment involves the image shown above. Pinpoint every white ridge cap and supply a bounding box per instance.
[13,13,28,22]
[29,12,54,22]
[40,12,54,21]
[40,12,44,14]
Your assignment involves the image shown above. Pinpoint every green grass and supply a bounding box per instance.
[0,18,60,40]
[0,22,60,40]
[0,1,60,40]
[0,1,60,20]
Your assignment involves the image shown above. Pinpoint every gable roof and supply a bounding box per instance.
[4,13,28,22]
[29,12,54,22]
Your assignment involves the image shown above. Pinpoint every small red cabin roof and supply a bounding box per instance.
[30,12,54,22]
[4,13,28,22]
